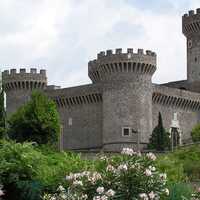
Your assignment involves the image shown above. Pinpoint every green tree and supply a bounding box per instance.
[191,124,200,142]
[8,91,60,145]
[0,89,6,139]
[148,112,170,151]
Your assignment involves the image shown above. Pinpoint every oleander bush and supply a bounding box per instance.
[43,148,170,200]
[2,139,200,200]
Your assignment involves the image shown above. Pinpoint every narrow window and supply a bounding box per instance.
[68,118,72,126]
[122,127,131,137]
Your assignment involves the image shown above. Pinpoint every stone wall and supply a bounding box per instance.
[46,84,103,150]
[152,84,200,143]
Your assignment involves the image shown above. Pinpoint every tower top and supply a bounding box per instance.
[88,48,156,83]
[2,68,47,91]
[182,8,200,37]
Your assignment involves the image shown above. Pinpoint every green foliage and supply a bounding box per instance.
[157,144,200,182]
[165,183,193,200]
[0,90,6,139]
[8,91,60,145]
[191,123,200,142]
[45,150,169,200]
[0,139,93,200]
[148,112,170,151]
[156,156,186,182]
[0,140,44,200]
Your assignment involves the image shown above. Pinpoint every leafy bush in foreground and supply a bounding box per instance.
[44,148,169,200]
[0,140,92,200]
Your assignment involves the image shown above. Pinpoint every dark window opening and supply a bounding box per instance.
[122,127,131,137]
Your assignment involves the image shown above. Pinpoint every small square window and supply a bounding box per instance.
[122,127,131,137]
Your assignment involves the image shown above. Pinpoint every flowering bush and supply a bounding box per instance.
[0,184,4,199]
[191,187,200,200]
[43,148,169,200]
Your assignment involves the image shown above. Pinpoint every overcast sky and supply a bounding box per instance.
[0,0,200,88]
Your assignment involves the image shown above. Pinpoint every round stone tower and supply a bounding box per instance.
[88,48,156,151]
[183,8,200,89]
[2,68,47,116]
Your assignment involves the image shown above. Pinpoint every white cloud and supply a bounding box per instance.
[0,0,198,87]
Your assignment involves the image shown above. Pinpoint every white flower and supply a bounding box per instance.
[101,195,108,200]
[139,193,148,200]
[66,173,74,181]
[106,164,115,172]
[58,185,65,192]
[149,191,156,199]
[164,188,169,196]
[121,148,134,156]
[160,173,167,180]
[73,180,83,186]
[0,189,4,196]
[60,193,67,199]
[144,169,152,176]
[106,189,115,197]
[93,196,101,200]
[88,172,102,184]
[146,153,156,161]
[149,166,156,171]
[118,164,128,171]
[96,187,104,194]
[81,194,88,199]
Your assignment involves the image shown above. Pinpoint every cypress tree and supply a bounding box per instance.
[148,112,170,151]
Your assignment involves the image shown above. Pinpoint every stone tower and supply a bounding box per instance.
[183,9,200,90]
[2,68,47,116]
[88,48,156,151]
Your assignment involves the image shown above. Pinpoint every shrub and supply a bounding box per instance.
[0,90,6,139]
[156,155,186,182]
[148,112,170,151]
[0,140,93,200]
[0,140,44,200]
[166,183,193,200]
[44,148,170,200]
[8,91,60,146]
[191,124,200,142]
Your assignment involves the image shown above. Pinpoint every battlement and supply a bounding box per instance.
[2,68,46,76]
[182,8,200,37]
[96,48,156,59]
[88,48,157,83]
[183,8,200,18]
[2,68,47,91]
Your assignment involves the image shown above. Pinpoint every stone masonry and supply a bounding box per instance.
[3,8,200,152]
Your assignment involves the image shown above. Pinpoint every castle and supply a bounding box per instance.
[2,8,200,152]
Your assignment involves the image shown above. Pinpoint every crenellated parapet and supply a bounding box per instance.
[46,84,103,108]
[182,8,200,37]
[88,48,156,83]
[153,85,200,111]
[2,68,47,91]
